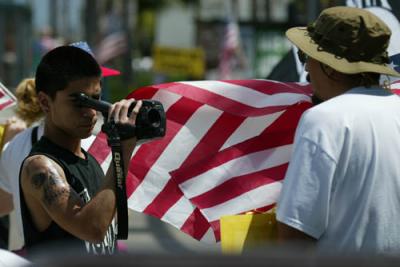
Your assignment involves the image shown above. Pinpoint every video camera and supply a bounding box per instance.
[73,93,166,140]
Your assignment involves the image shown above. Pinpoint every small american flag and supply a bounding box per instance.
[88,80,312,242]
[95,32,127,65]
[391,80,400,93]
[0,81,16,111]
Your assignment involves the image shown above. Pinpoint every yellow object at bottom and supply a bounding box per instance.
[220,211,277,254]
[0,124,6,151]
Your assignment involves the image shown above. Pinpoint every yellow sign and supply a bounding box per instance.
[220,211,277,254]
[153,46,205,78]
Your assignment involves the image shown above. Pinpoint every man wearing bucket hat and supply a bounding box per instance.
[276,6,400,253]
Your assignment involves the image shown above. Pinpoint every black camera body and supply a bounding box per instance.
[73,93,166,140]
[127,99,166,140]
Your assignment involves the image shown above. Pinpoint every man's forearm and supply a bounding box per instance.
[121,138,137,174]
[83,138,135,240]
[90,139,136,235]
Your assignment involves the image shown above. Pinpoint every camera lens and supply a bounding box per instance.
[148,109,161,127]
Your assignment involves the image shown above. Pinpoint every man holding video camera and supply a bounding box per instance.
[19,45,142,256]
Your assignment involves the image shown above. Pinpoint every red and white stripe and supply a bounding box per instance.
[88,80,312,242]
[0,82,16,111]
[391,80,400,93]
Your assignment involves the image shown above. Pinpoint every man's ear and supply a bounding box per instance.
[322,64,344,81]
[323,64,336,76]
[37,91,51,113]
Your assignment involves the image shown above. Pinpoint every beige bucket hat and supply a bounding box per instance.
[286,6,400,77]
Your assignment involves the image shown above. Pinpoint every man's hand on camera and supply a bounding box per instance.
[109,98,143,146]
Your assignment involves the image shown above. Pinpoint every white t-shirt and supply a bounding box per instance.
[277,87,400,254]
[0,249,30,266]
[0,123,96,249]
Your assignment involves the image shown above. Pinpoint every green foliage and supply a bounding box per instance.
[102,76,128,103]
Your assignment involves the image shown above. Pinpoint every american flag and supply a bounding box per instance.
[95,32,127,65]
[88,79,312,242]
[0,81,16,111]
[391,80,400,92]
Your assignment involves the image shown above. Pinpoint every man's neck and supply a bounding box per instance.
[43,121,84,158]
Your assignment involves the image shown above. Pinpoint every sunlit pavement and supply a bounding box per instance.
[125,210,220,254]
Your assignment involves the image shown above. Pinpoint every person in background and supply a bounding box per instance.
[14,78,44,128]
[276,6,400,254]
[0,98,28,249]
[0,78,44,251]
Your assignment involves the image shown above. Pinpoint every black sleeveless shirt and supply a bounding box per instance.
[19,136,117,255]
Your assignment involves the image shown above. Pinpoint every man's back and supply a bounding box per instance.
[278,87,400,253]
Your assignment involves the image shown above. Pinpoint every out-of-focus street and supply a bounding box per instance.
[1,1,400,264]
[126,210,220,254]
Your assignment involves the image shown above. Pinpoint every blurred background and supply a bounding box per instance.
[0,0,357,103]
[1,0,400,256]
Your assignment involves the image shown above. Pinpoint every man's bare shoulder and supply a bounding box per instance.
[21,154,69,206]
[20,153,88,237]
[22,154,64,182]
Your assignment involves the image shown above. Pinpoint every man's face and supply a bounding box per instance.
[47,77,102,139]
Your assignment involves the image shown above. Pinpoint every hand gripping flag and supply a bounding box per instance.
[88,80,312,242]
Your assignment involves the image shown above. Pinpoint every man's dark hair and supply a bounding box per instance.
[35,46,101,99]
[320,63,381,88]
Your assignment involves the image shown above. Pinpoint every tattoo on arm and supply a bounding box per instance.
[42,173,70,207]
[31,173,46,189]
[29,166,82,208]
